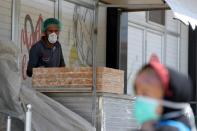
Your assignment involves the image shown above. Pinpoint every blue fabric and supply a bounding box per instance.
[157,120,190,131]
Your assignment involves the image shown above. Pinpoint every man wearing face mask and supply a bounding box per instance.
[26,18,65,77]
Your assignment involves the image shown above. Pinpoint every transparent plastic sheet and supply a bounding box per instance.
[184,105,197,131]
[0,40,95,131]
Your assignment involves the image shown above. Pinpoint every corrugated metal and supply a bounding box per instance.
[179,24,188,75]
[96,7,106,67]
[166,10,179,33]
[146,31,163,62]
[19,0,55,40]
[0,0,12,40]
[103,97,138,131]
[127,10,188,95]
[20,0,54,21]
[128,12,146,23]
[127,26,144,95]
[49,95,94,123]
[166,34,179,70]
[47,93,138,131]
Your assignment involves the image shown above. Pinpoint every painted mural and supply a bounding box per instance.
[20,14,43,80]
[67,5,94,67]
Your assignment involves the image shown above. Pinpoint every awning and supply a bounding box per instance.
[164,0,197,29]
[99,0,197,29]
[100,0,169,11]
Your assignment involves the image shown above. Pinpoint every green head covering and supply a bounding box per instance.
[41,18,62,33]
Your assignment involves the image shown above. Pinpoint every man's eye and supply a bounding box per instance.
[48,30,58,33]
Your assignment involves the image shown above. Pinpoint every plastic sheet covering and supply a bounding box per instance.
[184,105,197,131]
[0,40,95,131]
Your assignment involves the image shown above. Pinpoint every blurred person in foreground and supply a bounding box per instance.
[133,55,196,131]
[26,18,65,77]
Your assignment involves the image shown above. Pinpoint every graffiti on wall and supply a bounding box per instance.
[20,14,43,80]
[68,5,94,66]
[20,4,94,80]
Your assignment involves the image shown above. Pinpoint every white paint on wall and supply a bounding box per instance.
[146,31,163,62]
[179,23,189,75]
[127,26,144,95]
[128,12,146,23]
[166,34,179,70]
[166,10,179,33]
[0,0,12,40]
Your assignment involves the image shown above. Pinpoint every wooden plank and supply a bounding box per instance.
[32,67,124,94]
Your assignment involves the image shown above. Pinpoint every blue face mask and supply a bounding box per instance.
[134,96,160,125]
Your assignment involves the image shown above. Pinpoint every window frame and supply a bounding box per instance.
[146,11,166,28]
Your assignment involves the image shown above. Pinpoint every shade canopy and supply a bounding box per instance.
[100,0,169,11]
[99,0,197,29]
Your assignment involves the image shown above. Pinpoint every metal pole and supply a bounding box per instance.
[91,0,99,129]
[6,116,11,131]
[25,104,32,131]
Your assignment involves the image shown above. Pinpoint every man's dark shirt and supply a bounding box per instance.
[26,40,65,77]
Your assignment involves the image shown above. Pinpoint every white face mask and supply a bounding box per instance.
[135,96,197,131]
[48,32,57,44]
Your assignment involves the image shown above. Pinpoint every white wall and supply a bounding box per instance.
[128,12,146,24]
[146,31,163,62]
[179,24,189,74]
[165,10,180,71]
[166,34,179,70]
[166,10,179,33]
[127,10,188,96]
[127,25,144,95]
[96,7,106,67]
[0,0,12,40]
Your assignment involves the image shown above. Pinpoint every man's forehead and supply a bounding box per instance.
[136,70,162,85]
[47,24,59,30]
